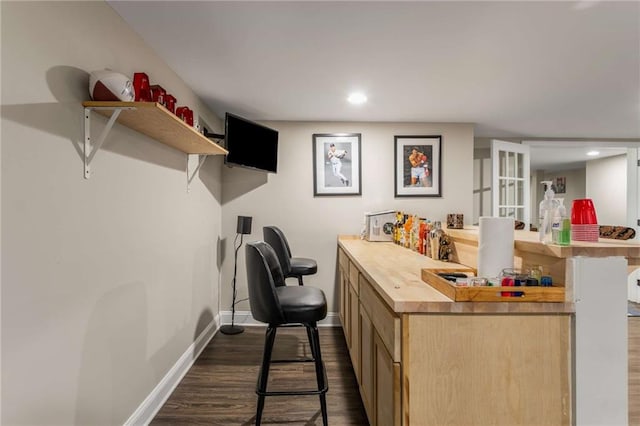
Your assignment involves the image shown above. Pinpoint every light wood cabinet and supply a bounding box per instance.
[338,248,361,382]
[359,306,374,421]
[359,300,401,426]
[338,237,573,426]
[338,265,347,329]
[338,247,402,426]
[374,331,401,426]
[348,283,360,381]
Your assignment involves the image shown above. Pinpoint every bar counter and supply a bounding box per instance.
[338,235,575,314]
[338,231,639,425]
[337,235,573,425]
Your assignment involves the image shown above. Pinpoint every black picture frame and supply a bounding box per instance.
[394,135,442,197]
[312,133,362,196]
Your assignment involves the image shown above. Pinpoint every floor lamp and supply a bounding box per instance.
[220,215,252,335]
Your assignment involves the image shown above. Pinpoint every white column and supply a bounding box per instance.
[570,256,628,425]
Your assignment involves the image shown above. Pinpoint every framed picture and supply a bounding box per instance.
[312,133,362,196]
[394,135,442,197]
[554,176,566,194]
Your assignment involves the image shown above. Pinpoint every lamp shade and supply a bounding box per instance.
[237,216,253,235]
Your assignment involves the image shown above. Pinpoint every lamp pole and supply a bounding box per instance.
[220,216,252,335]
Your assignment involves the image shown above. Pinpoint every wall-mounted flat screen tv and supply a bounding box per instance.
[224,113,278,173]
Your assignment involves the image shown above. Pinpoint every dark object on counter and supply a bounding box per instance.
[514,278,524,297]
[541,276,553,287]
[245,241,328,426]
[263,226,317,286]
[438,272,468,282]
[526,278,539,287]
[600,225,636,240]
[446,213,464,229]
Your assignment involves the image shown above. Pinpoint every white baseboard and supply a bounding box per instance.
[220,310,340,327]
[124,314,220,426]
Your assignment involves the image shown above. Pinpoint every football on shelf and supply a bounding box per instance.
[89,70,135,102]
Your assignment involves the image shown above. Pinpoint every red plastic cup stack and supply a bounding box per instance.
[164,94,176,114]
[175,106,194,127]
[150,85,166,105]
[133,72,152,102]
[184,108,193,126]
[571,198,599,242]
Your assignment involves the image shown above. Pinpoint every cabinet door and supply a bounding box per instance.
[349,284,360,381]
[359,305,374,423]
[339,267,347,327]
[374,331,401,426]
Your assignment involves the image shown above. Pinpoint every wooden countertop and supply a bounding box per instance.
[338,236,575,314]
[447,227,640,259]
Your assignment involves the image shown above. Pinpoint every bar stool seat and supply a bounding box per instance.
[263,226,318,285]
[245,241,328,426]
[290,257,318,278]
[276,286,326,324]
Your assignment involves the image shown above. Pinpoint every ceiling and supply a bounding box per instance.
[108,1,640,140]
[524,142,629,171]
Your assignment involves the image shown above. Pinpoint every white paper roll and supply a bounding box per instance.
[478,217,514,278]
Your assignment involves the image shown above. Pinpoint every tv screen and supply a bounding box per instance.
[224,113,278,173]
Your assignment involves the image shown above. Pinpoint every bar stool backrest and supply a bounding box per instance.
[263,226,293,276]
[245,241,287,325]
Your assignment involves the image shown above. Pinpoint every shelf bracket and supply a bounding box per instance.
[83,106,136,179]
[186,154,208,192]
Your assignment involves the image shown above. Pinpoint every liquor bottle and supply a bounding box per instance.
[425,220,432,257]
[430,221,444,260]
[418,219,427,255]
[404,215,413,249]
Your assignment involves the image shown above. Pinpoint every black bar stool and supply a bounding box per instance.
[245,241,328,426]
[263,226,318,286]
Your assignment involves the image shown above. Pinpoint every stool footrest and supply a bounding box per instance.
[256,361,328,396]
[256,386,328,397]
[271,358,315,363]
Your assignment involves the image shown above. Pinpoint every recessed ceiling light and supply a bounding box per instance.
[587,150,600,156]
[347,92,367,105]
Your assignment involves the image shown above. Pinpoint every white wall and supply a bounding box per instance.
[473,147,491,224]
[586,154,627,225]
[220,121,474,313]
[1,2,223,425]
[532,168,587,226]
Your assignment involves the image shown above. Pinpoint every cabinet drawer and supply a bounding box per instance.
[338,247,349,271]
[359,275,401,362]
[349,261,360,294]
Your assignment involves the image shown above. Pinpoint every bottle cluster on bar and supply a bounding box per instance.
[392,212,452,262]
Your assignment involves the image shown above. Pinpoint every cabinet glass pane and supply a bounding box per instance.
[517,153,524,178]
[517,180,524,205]
[507,179,515,205]
[499,151,506,176]
[507,152,516,178]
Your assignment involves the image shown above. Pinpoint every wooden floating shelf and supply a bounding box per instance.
[421,269,565,302]
[82,101,228,155]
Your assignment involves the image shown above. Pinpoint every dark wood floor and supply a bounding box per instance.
[152,326,369,425]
